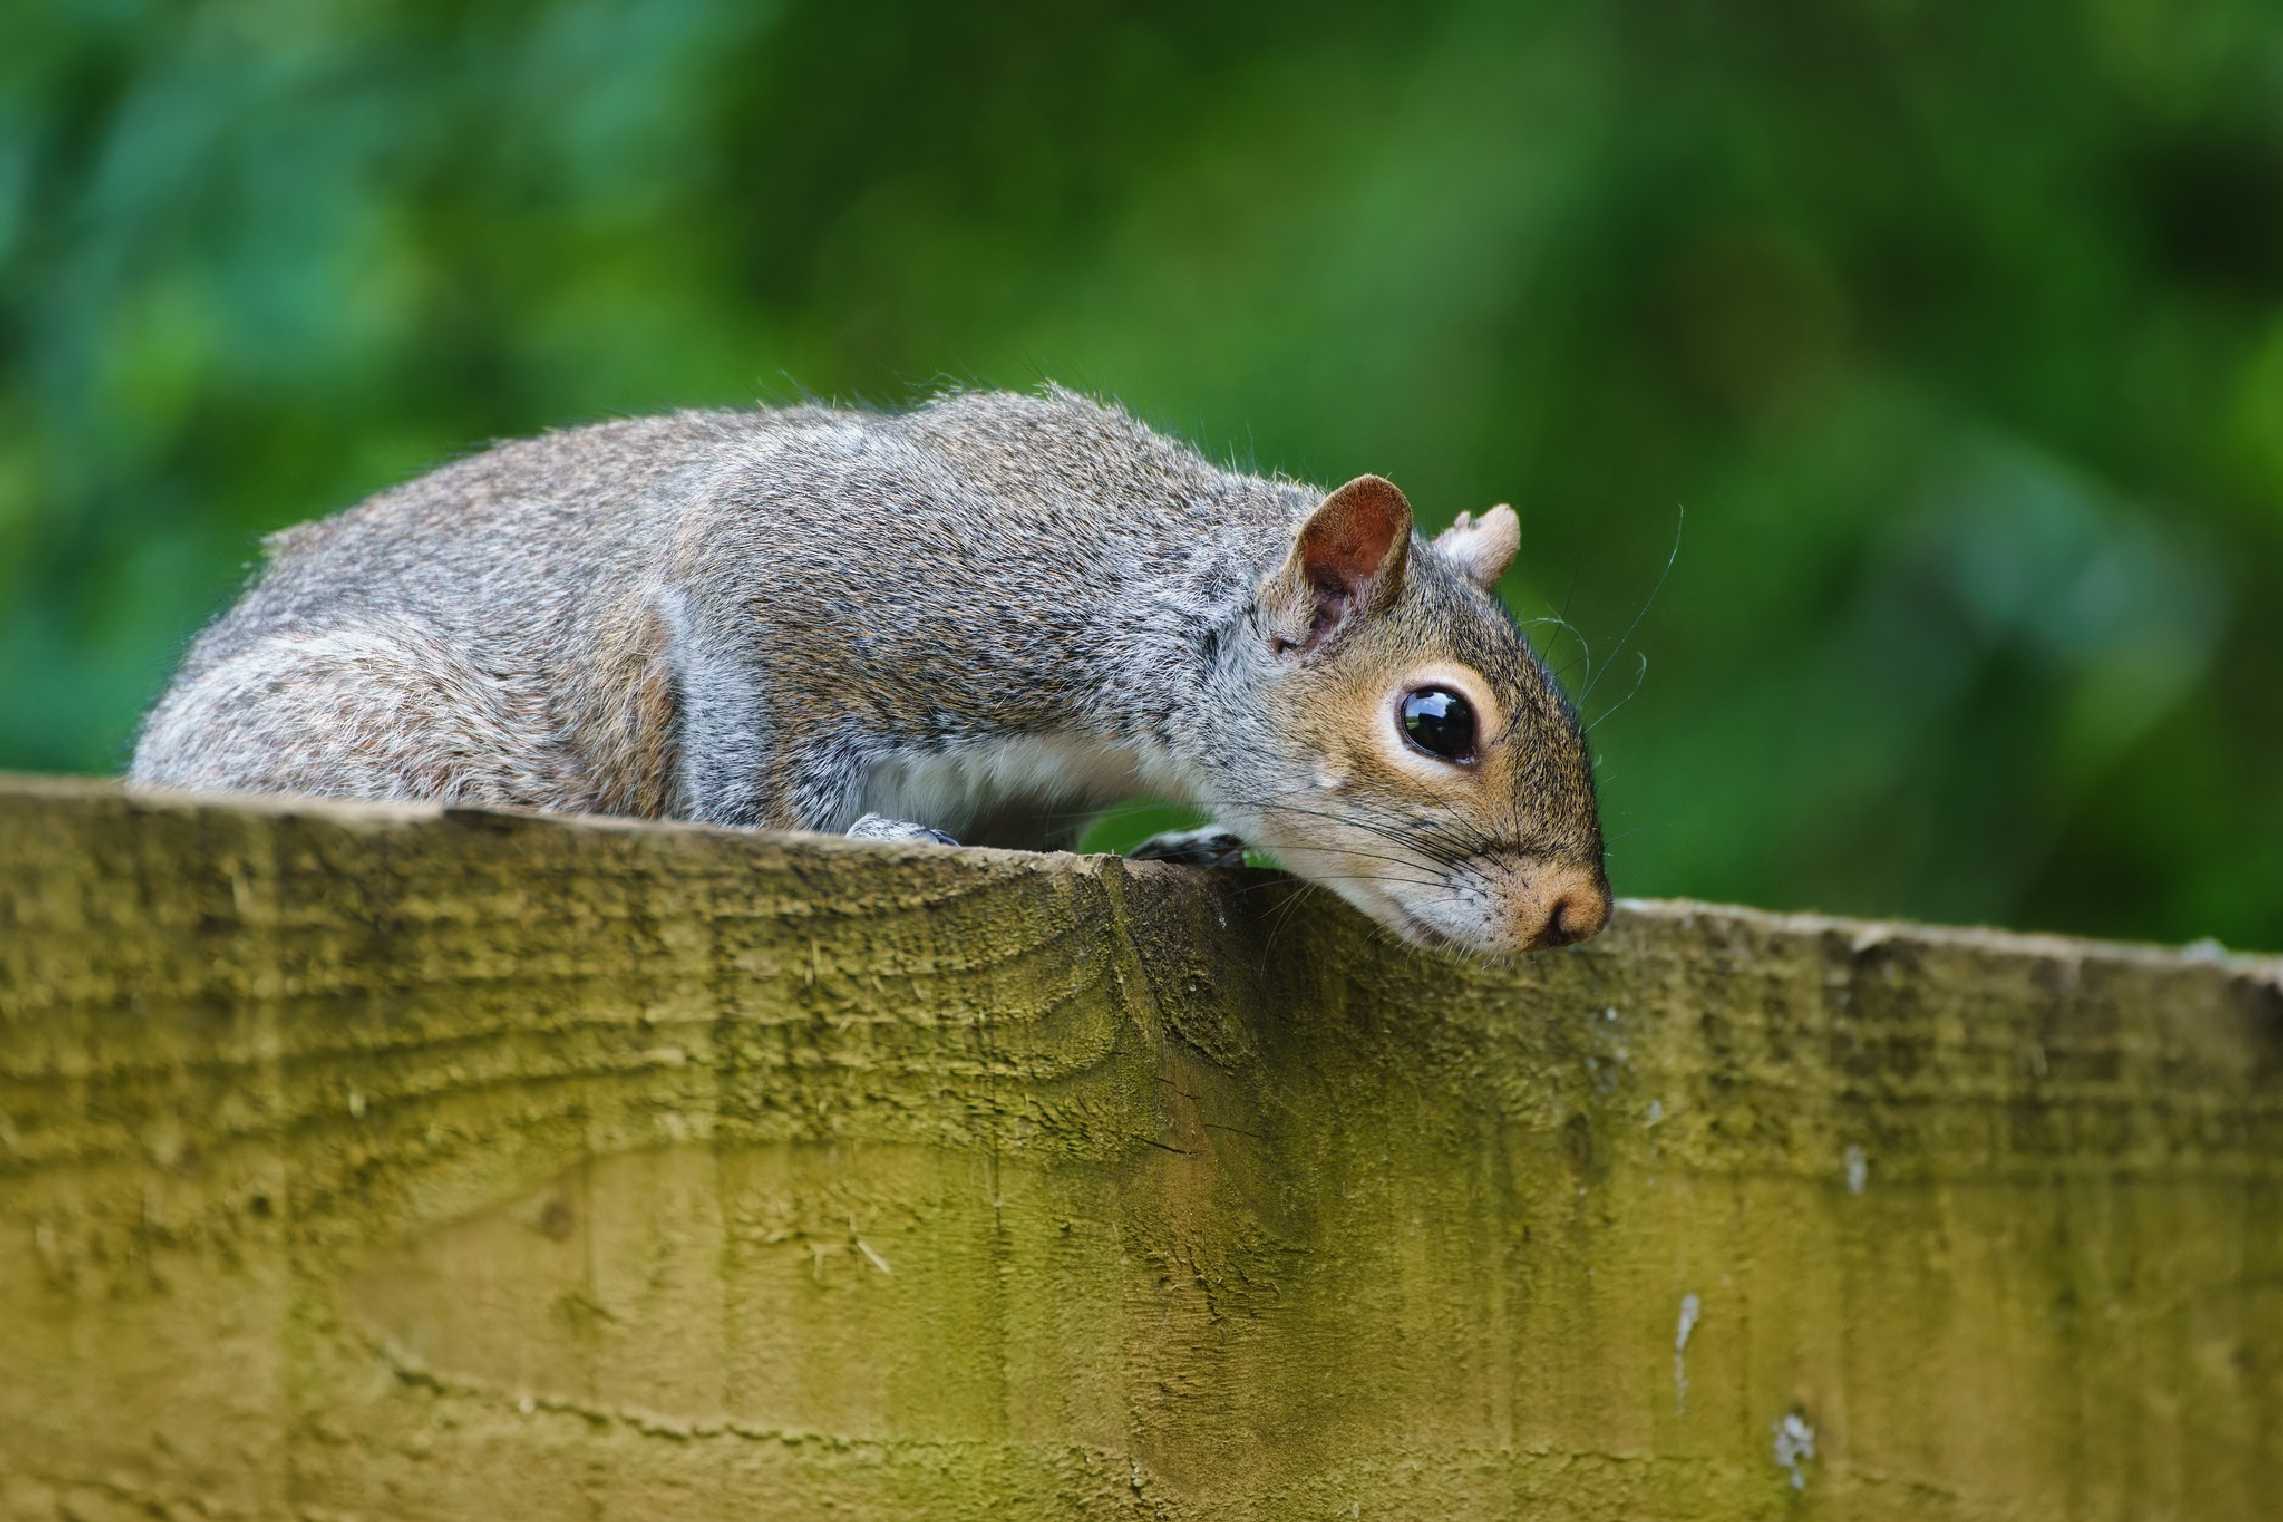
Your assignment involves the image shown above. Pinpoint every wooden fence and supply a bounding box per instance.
[2,778,2278,1520]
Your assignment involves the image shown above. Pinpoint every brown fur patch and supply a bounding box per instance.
[575,599,683,818]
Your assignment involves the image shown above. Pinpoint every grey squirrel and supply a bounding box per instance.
[131,387,1609,953]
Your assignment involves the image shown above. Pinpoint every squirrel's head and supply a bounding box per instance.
[1214,474,1610,956]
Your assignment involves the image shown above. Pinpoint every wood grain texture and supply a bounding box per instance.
[2,776,2279,1521]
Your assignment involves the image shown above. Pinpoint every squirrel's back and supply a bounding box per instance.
[132,390,1303,817]
[177,407,757,681]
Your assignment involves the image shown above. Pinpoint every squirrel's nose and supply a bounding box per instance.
[1517,864,1611,950]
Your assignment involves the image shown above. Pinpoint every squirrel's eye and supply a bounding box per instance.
[1399,686,1477,762]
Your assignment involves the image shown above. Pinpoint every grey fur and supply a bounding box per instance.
[132,388,1608,951]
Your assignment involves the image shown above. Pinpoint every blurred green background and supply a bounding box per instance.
[4,0,2279,948]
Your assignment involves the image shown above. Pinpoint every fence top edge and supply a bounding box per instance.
[4,771,2275,976]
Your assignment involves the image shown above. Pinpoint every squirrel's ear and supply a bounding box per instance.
[1433,504,1519,590]
[1261,474,1413,655]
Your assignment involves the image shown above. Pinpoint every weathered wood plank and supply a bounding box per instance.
[2,776,2278,1520]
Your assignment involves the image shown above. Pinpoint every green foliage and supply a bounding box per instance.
[4,0,2279,946]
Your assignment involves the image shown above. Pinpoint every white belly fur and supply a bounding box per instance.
[857,734,1173,834]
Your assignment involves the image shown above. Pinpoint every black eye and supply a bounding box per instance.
[1399,686,1477,761]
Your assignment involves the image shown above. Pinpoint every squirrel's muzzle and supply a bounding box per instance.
[1514,862,1611,950]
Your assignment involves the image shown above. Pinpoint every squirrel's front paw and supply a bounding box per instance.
[847,813,960,847]
[1130,826,1248,870]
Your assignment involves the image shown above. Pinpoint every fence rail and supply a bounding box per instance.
[2,777,2278,1520]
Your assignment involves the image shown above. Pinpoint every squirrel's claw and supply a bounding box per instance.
[847,813,960,847]
[1130,826,1249,870]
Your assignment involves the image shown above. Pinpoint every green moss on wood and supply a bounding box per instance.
[1,777,2279,1520]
